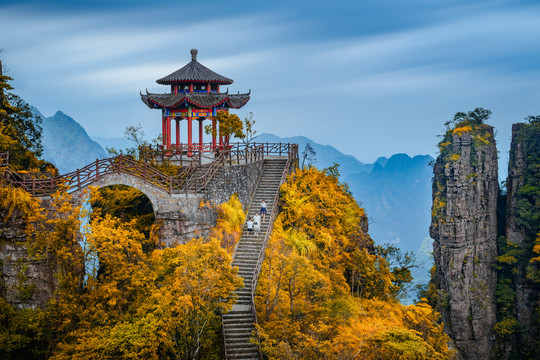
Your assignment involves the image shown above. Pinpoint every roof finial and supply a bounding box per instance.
[190,49,198,60]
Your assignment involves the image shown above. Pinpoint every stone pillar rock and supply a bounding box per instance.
[430,126,498,360]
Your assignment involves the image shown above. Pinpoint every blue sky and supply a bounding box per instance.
[1,0,539,168]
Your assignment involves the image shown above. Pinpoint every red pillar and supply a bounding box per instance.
[175,118,180,153]
[162,116,167,149]
[212,118,217,150]
[199,119,204,151]
[166,116,171,150]
[187,116,193,156]
[207,82,210,94]
[189,83,193,92]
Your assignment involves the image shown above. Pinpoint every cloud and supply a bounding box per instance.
[1,1,540,164]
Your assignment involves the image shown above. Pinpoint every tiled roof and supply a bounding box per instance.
[141,91,250,110]
[156,49,233,85]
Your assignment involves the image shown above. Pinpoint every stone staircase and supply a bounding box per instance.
[222,158,288,360]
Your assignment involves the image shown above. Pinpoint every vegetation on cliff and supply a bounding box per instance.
[429,108,540,359]
[0,61,55,174]
[2,64,450,359]
[0,186,244,359]
[495,116,540,358]
[256,167,452,359]
[431,107,494,231]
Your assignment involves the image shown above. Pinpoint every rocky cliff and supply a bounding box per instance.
[0,194,56,309]
[430,123,498,359]
[503,121,540,357]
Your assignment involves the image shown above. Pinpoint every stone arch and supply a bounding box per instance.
[73,172,164,213]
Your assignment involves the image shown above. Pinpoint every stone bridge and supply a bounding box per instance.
[69,161,264,246]
[2,143,297,246]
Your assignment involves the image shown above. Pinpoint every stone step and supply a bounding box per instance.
[237,275,253,281]
[234,251,260,257]
[225,351,260,360]
[233,258,258,263]
[223,159,287,360]
[224,310,252,316]
[223,320,253,326]
[224,329,256,337]
[235,245,261,250]
[235,250,261,256]
[223,318,254,326]
[224,336,256,344]
[227,344,258,352]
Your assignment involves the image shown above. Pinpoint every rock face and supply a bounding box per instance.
[0,201,56,309]
[430,126,498,359]
[505,122,537,353]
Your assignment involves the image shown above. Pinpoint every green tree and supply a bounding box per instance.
[0,60,54,172]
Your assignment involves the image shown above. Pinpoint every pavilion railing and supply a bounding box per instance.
[0,143,297,197]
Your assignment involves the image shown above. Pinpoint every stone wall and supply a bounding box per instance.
[430,128,498,360]
[204,160,264,206]
[0,201,56,309]
[1,160,265,308]
[71,160,264,246]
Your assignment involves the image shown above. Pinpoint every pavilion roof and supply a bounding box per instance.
[141,91,250,110]
[156,49,233,85]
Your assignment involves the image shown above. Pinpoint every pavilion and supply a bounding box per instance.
[140,49,250,156]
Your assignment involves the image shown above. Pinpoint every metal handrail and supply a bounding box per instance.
[248,144,298,358]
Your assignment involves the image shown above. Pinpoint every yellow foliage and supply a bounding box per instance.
[0,185,244,359]
[453,125,472,136]
[0,185,39,224]
[255,168,452,359]
[208,193,246,253]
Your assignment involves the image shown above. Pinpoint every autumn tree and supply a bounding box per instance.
[255,167,452,359]
[205,111,244,148]
[1,182,245,359]
[90,185,158,246]
[206,194,246,253]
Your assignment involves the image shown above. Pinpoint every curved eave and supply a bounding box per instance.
[140,93,250,110]
[157,79,233,85]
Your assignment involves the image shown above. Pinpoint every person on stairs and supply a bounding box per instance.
[260,200,267,221]
[247,217,254,234]
[253,212,261,236]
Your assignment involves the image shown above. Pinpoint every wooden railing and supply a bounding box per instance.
[0,143,297,197]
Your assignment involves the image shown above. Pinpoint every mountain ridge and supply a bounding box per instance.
[34,107,106,174]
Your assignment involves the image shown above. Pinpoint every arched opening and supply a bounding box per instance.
[90,184,157,252]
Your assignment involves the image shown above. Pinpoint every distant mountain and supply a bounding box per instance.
[344,153,434,253]
[254,133,373,178]
[256,133,434,300]
[34,108,107,174]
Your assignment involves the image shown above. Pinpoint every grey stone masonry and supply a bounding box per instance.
[69,160,264,246]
